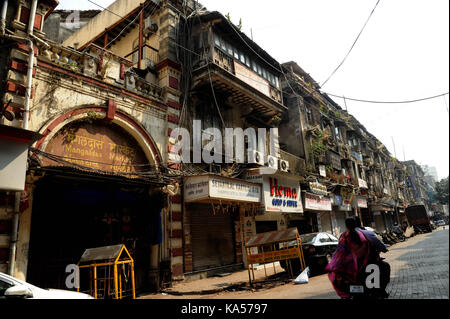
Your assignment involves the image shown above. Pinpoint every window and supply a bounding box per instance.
[275,77,279,88]
[335,127,341,140]
[245,55,251,67]
[234,49,239,60]
[257,65,262,76]
[306,107,313,124]
[317,233,332,243]
[240,52,246,64]
[220,39,227,51]
[0,279,13,297]
[252,62,258,73]
[262,69,267,79]
[214,34,220,46]
[226,42,233,55]
[327,234,339,242]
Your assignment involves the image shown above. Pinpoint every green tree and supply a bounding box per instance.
[434,177,449,204]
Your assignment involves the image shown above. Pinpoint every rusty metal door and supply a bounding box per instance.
[189,204,235,271]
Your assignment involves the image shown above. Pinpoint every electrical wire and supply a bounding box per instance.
[321,0,381,88]
[322,92,449,104]
[87,0,140,27]
[83,3,447,109]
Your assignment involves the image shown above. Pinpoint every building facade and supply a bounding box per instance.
[0,0,438,293]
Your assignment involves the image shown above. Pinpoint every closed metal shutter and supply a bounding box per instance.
[189,204,236,271]
[335,211,347,237]
[320,212,332,233]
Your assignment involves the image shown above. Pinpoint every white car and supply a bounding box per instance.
[0,272,93,299]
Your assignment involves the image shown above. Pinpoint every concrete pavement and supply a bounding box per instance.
[141,227,449,299]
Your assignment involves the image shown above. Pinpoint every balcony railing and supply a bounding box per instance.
[37,42,163,102]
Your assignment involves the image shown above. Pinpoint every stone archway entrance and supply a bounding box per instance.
[25,118,165,295]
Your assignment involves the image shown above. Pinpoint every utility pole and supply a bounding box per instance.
[343,96,348,112]
[403,145,406,161]
[391,137,397,159]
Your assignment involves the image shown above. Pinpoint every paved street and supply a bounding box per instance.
[144,227,449,299]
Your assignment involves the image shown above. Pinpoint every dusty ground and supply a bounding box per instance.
[140,227,449,299]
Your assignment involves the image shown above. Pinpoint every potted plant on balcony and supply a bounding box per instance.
[270,114,282,127]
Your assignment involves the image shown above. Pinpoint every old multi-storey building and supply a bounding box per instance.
[0,0,437,295]
[0,0,193,293]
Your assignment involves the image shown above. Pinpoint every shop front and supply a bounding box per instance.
[370,203,394,232]
[303,192,333,235]
[245,170,304,236]
[183,175,261,274]
[23,118,165,294]
[330,194,352,237]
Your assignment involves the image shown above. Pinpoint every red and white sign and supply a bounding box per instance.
[304,193,332,212]
[246,172,303,213]
[357,197,368,208]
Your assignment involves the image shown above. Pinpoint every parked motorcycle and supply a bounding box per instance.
[381,231,396,246]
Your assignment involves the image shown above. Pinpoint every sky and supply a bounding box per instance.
[57,0,450,180]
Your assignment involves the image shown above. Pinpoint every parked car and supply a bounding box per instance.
[0,272,93,299]
[280,232,339,275]
[435,220,446,227]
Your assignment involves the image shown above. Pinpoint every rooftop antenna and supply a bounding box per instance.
[343,96,348,112]
[403,145,406,161]
[250,28,253,41]
[391,137,397,159]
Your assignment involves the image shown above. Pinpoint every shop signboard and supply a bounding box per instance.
[358,178,368,189]
[0,125,41,191]
[352,152,363,162]
[357,197,368,208]
[334,195,343,207]
[246,171,303,213]
[309,182,328,196]
[339,203,353,212]
[43,121,149,174]
[184,175,262,203]
[304,193,332,211]
[319,165,327,177]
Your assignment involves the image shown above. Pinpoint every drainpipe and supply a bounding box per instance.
[23,0,38,131]
[1,0,8,35]
[4,0,39,276]
[8,192,20,276]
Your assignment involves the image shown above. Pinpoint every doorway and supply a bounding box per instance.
[26,173,163,293]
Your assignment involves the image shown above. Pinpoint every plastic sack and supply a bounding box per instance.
[293,267,310,284]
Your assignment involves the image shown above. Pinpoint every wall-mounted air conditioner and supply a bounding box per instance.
[280,160,290,173]
[247,150,264,166]
[267,155,278,170]
[144,17,159,37]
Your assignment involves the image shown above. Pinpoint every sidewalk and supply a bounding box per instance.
[141,263,287,298]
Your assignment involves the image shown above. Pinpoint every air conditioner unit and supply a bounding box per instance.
[144,17,159,37]
[279,160,290,173]
[247,150,264,166]
[267,155,278,170]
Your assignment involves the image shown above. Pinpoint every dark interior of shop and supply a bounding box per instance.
[26,172,163,296]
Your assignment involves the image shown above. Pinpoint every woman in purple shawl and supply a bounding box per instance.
[325,217,372,299]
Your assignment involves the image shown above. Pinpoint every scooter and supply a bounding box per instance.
[344,261,390,300]
[391,230,406,242]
